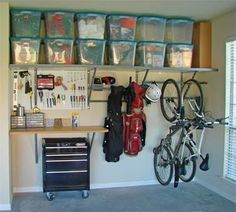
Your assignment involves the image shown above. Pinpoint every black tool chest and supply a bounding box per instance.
[42,137,90,200]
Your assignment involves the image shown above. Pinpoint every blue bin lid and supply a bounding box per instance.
[137,15,166,20]
[107,13,137,19]
[166,17,194,22]
[137,41,166,46]
[166,43,193,46]
[76,12,106,16]
[107,39,137,43]
[10,37,41,41]
[44,10,75,15]
[11,9,42,14]
[44,38,74,41]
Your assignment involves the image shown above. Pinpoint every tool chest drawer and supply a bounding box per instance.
[42,137,90,200]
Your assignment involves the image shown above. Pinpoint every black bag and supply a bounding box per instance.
[103,86,125,162]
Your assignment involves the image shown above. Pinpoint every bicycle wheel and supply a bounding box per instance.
[153,144,173,185]
[178,142,197,182]
[160,79,181,122]
[181,79,204,120]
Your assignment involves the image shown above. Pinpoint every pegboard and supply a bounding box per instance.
[11,68,88,111]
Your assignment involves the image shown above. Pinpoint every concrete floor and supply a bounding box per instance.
[9,182,236,212]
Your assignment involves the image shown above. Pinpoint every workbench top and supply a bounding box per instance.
[10,126,108,135]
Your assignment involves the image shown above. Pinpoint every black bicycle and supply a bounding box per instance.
[160,78,204,122]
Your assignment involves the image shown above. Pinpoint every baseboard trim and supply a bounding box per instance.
[91,180,158,189]
[13,180,158,193]
[13,187,43,193]
[0,204,11,211]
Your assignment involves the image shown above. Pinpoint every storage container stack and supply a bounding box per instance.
[11,9,42,64]
[135,16,167,68]
[76,12,107,65]
[44,11,75,64]
[164,18,194,67]
[107,14,137,66]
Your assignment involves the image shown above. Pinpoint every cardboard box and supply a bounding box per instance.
[192,21,211,68]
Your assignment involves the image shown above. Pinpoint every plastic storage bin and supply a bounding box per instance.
[44,38,74,64]
[108,40,136,65]
[165,18,194,43]
[136,16,166,41]
[107,15,137,40]
[165,43,193,67]
[136,41,166,67]
[45,11,75,38]
[11,9,42,37]
[76,39,106,65]
[76,12,106,39]
[11,37,41,64]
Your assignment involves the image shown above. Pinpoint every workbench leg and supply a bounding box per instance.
[87,132,95,151]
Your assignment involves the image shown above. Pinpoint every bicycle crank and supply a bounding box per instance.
[174,159,180,188]
[180,158,187,176]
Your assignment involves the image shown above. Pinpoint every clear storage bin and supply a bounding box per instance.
[76,39,106,65]
[136,16,166,41]
[107,15,137,40]
[165,43,193,67]
[44,38,74,64]
[76,12,106,39]
[108,40,136,65]
[11,9,42,37]
[136,41,166,67]
[45,11,75,38]
[165,18,194,43]
[11,37,41,64]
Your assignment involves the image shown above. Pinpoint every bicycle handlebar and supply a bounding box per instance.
[195,117,228,129]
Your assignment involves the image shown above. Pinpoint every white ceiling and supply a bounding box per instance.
[2,0,236,20]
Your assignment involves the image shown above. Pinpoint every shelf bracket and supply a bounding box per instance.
[191,71,197,80]
[87,68,97,108]
[142,69,150,85]
[87,132,95,153]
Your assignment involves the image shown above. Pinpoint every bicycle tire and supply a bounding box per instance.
[153,144,173,185]
[181,79,204,120]
[178,142,197,182]
[160,79,181,122]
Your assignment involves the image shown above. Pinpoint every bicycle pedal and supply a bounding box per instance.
[200,153,209,171]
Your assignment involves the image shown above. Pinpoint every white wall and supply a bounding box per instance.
[12,71,180,192]
[196,9,236,203]
[0,2,11,211]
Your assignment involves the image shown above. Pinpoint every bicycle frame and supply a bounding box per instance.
[162,120,206,165]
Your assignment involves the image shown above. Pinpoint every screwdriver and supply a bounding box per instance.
[38,91,43,102]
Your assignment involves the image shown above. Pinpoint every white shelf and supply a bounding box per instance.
[9,64,218,73]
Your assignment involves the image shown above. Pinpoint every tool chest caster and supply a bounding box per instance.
[42,137,90,201]
[46,192,55,201]
[82,190,89,198]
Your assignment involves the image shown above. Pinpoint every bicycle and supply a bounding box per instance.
[154,114,227,187]
[160,78,204,122]
[155,78,227,187]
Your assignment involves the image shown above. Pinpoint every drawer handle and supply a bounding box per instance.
[46,170,88,174]
[46,159,87,162]
[46,146,87,149]
[46,153,88,157]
